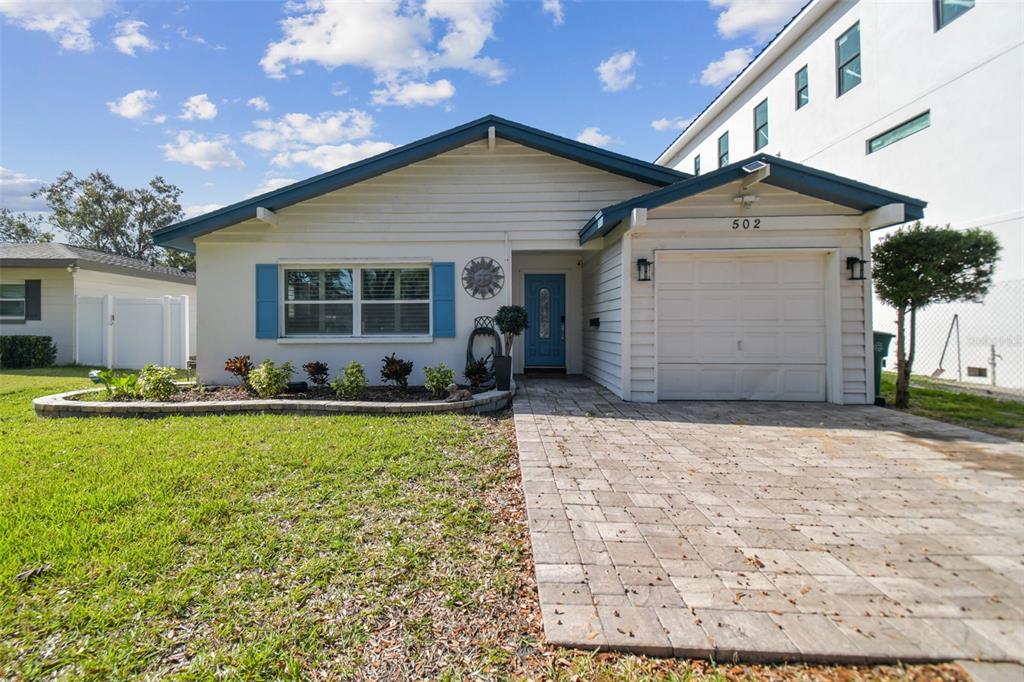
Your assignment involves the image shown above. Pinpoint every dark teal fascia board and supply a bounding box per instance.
[154,114,690,252]
[579,154,926,244]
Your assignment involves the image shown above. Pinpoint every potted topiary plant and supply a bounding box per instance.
[493,305,528,391]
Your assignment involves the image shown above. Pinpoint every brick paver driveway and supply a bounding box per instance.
[514,376,1024,663]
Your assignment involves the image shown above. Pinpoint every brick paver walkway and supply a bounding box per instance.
[513,376,1024,663]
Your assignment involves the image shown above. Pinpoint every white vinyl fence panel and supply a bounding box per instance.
[76,295,190,369]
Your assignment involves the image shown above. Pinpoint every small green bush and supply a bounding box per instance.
[464,353,491,389]
[380,353,413,388]
[97,369,140,401]
[302,361,330,386]
[248,360,293,398]
[138,364,178,401]
[423,363,455,396]
[332,360,367,400]
[0,335,57,369]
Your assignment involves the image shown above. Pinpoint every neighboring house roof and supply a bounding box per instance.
[579,154,927,243]
[153,114,692,253]
[655,0,830,166]
[0,242,196,284]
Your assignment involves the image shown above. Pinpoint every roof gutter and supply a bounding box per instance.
[655,0,837,166]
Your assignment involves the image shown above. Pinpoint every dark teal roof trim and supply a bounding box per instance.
[579,154,926,244]
[154,114,690,252]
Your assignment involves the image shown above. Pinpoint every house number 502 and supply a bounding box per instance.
[732,218,761,230]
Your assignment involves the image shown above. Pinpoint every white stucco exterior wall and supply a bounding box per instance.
[660,0,1024,389]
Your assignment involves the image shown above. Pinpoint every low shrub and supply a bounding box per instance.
[303,361,330,386]
[332,360,367,399]
[464,353,491,389]
[225,355,254,387]
[248,360,293,398]
[0,335,57,369]
[138,364,178,401]
[423,363,456,397]
[380,353,413,389]
[97,369,140,401]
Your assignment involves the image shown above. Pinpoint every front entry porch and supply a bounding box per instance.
[511,251,583,376]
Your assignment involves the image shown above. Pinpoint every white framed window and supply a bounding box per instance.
[0,282,26,321]
[281,265,431,337]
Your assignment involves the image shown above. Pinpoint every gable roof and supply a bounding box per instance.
[154,114,691,252]
[579,154,927,244]
[0,242,196,284]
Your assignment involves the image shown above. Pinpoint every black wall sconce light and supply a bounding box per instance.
[637,257,652,282]
[845,256,868,281]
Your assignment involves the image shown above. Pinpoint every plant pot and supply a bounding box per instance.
[493,355,512,391]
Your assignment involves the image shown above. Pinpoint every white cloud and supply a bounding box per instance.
[162,131,244,170]
[710,0,806,42]
[371,79,455,107]
[247,177,299,198]
[651,116,693,132]
[176,27,223,49]
[272,141,396,172]
[242,109,375,152]
[259,0,506,92]
[247,96,270,112]
[0,0,112,51]
[542,0,564,25]
[575,127,613,148]
[112,19,157,56]
[182,203,224,219]
[180,93,218,120]
[596,50,636,92]
[107,89,159,119]
[700,47,752,87]
[153,114,167,124]
[0,167,47,211]
[330,81,349,97]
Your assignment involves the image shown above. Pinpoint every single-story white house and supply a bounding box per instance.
[0,243,196,367]
[154,115,924,403]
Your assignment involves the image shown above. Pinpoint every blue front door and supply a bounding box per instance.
[525,274,565,368]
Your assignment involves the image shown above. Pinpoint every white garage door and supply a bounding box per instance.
[657,252,827,401]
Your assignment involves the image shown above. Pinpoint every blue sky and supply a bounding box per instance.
[0,0,805,220]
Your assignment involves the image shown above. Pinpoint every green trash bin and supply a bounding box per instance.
[872,331,895,406]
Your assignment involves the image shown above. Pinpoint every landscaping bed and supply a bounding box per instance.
[66,383,486,403]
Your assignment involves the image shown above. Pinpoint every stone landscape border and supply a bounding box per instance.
[34,386,512,418]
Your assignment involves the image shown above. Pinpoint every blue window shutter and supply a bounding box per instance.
[255,264,279,339]
[432,262,456,337]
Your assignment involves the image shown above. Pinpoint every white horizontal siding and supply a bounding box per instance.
[0,267,75,364]
[582,237,623,395]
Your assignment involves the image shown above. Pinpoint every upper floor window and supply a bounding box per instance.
[795,65,809,109]
[867,111,931,154]
[717,132,729,168]
[836,22,861,96]
[0,282,26,321]
[936,0,973,29]
[693,154,701,175]
[753,99,769,151]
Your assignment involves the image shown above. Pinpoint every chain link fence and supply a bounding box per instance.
[874,278,1023,398]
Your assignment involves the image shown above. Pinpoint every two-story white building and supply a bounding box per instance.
[657,0,1023,391]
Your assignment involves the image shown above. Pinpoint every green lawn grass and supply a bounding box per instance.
[880,372,1024,441]
[0,368,526,679]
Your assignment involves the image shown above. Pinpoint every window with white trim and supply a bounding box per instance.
[0,282,26,320]
[282,266,430,337]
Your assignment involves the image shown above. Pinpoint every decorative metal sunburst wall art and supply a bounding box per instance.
[462,257,505,299]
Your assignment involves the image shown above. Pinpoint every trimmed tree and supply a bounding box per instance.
[872,223,1000,408]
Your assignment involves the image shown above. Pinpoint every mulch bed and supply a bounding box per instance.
[73,384,487,403]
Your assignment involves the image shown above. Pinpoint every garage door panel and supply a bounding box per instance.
[659,364,827,401]
[657,251,828,402]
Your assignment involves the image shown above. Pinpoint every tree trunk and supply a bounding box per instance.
[892,305,917,405]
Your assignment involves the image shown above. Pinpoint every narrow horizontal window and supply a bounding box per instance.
[753,99,768,151]
[718,131,729,168]
[0,282,26,320]
[836,22,861,96]
[795,65,809,109]
[936,0,973,29]
[867,111,930,153]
